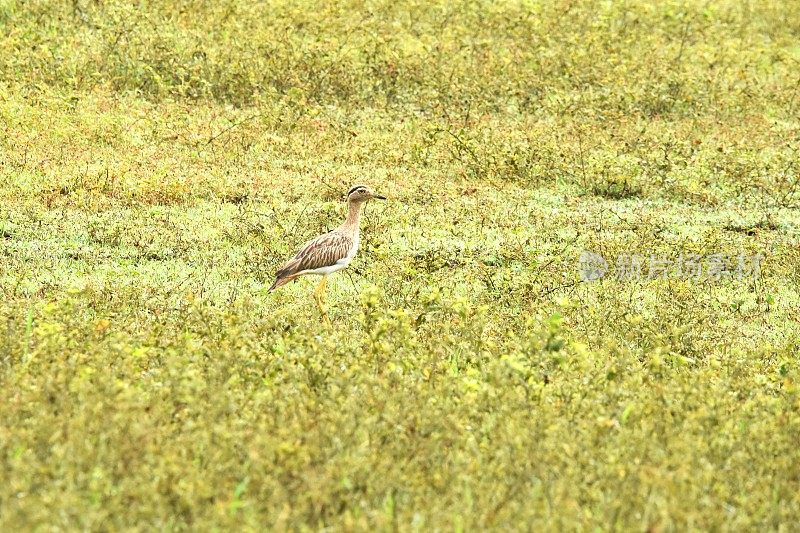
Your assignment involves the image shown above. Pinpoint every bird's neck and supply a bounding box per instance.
[341,200,363,234]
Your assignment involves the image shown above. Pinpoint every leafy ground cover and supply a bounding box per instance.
[1,0,799,529]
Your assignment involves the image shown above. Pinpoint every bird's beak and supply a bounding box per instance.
[373,194,387,200]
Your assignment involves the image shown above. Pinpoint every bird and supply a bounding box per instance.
[269,185,386,322]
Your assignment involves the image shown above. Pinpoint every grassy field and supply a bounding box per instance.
[1,0,800,530]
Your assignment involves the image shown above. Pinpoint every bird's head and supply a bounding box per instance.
[346,185,386,203]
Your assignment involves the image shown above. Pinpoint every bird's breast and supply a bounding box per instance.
[348,234,360,260]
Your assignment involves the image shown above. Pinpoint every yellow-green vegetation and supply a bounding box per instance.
[2,0,800,530]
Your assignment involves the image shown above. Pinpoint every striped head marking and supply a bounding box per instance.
[346,185,386,202]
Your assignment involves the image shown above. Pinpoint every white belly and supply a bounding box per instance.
[303,261,349,276]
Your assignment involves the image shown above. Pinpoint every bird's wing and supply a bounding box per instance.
[275,231,353,279]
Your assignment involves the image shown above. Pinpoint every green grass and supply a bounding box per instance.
[1,0,800,530]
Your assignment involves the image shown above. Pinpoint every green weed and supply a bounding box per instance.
[1,0,800,530]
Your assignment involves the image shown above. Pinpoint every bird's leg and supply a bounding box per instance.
[319,276,328,305]
[314,276,328,303]
[314,276,330,324]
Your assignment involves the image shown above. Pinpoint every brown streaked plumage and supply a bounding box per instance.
[269,185,386,322]
[269,232,353,290]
